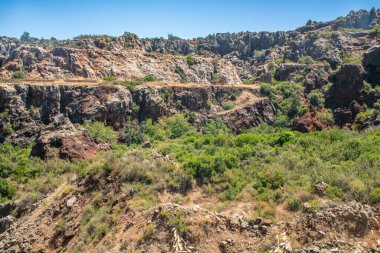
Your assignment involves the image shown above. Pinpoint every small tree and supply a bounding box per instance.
[20,32,31,41]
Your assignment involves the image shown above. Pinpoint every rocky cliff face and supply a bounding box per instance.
[0,83,275,158]
[0,84,131,158]
[0,8,379,143]
[0,9,379,82]
[0,35,241,84]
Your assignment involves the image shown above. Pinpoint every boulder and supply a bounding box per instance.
[66,196,77,208]
[314,181,328,196]
[0,203,16,218]
[0,215,15,233]
[293,111,328,132]
[142,141,152,148]
[333,108,353,126]
[64,229,76,239]
[355,211,369,236]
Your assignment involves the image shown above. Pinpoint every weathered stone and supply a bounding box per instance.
[142,141,152,148]
[0,216,15,233]
[314,181,328,196]
[66,196,77,208]
[293,111,328,132]
[64,229,76,239]
[0,203,16,218]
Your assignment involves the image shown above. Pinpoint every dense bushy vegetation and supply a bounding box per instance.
[0,115,379,219]
[144,117,380,205]
[260,81,307,127]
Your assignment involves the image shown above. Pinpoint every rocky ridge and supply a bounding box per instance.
[0,82,275,158]
[0,9,379,82]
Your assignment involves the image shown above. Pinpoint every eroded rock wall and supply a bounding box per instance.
[0,83,275,158]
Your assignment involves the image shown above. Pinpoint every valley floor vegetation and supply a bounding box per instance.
[1,115,380,218]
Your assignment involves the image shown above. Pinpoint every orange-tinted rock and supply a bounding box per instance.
[293,111,328,132]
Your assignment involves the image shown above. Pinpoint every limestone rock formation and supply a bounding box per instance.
[0,82,276,157]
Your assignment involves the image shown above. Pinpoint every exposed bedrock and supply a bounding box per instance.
[0,83,275,158]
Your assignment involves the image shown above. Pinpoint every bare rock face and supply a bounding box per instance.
[331,9,378,30]
[327,64,365,108]
[132,84,274,133]
[0,82,277,158]
[218,99,276,133]
[0,36,242,84]
[363,46,380,84]
[30,119,104,160]
[0,83,131,158]
[0,216,15,233]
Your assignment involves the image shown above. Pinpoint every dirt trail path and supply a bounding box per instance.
[3,80,261,90]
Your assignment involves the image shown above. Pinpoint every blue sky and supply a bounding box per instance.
[0,0,378,39]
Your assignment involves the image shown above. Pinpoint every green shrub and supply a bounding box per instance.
[274,56,285,65]
[121,80,140,92]
[95,223,109,239]
[286,196,302,211]
[317,110,334,125]
[299,56,315,65]
[235,133,259,147]
[0,178,16,201]
[211,73,220,82]
[355,109,376,125]
[370,26,380,38]
[168,34,182,40]
[260,83,274,97]
[124,119,143,145]
[169,211,189,235]
[143,74,156,82]
[369,188,380,204]
[273,131,295,146]
[82,120,118,143]
[143,119,167,141]
[103,76,116,82]
[174,67,187,82]
[222,103,233,110]
[306,32,319,42]
[2,123,13,136]
[212,59,219,68]
[12,71,24,79]
[307,90,325,108]
[325,185,344,201]
[164,114,191,139]
[204,119,231,135]
[205,101,212,110]
[304,199,319,213]
[273,189,283,202]
[341,51,362,64]
[0,110,9,121]
[161,91,170,103]
[186,55,195,66]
